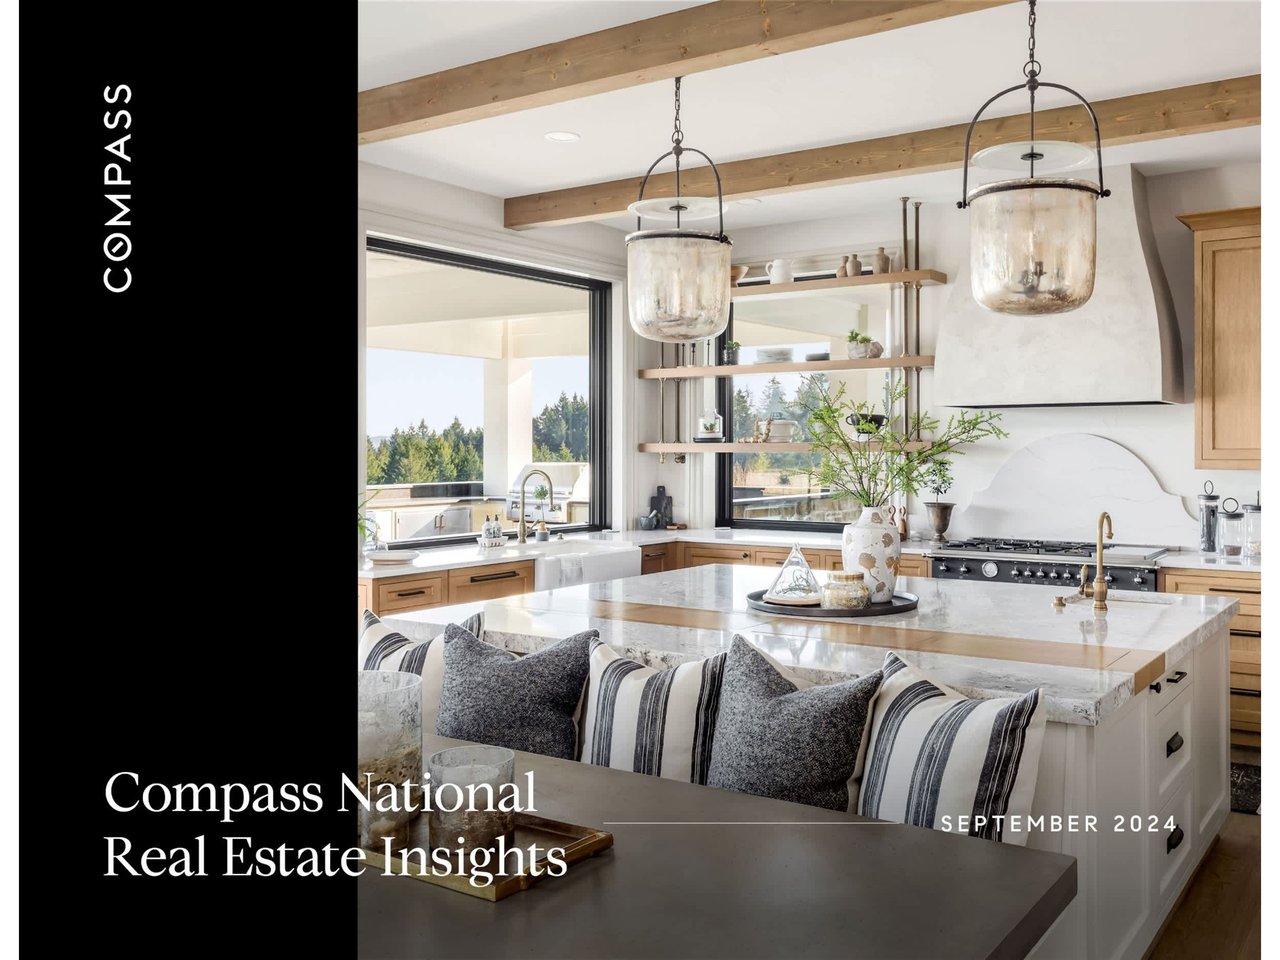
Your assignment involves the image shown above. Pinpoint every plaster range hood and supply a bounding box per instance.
[935,165,1181,407]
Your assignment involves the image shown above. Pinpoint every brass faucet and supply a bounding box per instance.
[516,469,556,544]
[1078,511,1114,612]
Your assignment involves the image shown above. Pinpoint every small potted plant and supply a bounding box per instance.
[923,458,955,544]
[847,330,873,358]
[721,340,741,365]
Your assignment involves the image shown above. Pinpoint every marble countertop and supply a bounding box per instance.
[1156,551,1262,574]
[358,527,928,578]
[384,564,1236,726]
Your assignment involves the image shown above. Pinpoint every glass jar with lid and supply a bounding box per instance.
[821,571,871,610]
[1198,480,1220,553]
[1243,502,1261,559]
[1218,498,1245,559]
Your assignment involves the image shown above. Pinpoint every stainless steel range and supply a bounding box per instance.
[928,538,1168,592]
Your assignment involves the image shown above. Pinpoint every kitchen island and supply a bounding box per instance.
[385,566,1236,960]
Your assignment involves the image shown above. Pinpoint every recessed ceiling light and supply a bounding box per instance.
[544,130,580,143]
[737,197,764,205]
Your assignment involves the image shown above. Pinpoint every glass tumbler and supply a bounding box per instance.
[357,671,423,847]
[427,745,516,859]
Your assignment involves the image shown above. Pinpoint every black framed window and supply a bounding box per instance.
[364,237,610,547]
[714,300,865,532]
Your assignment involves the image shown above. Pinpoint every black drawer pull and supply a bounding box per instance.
[642,552,665,559]
[471,570,520,584]
[395,589,426,598]
[1210,586,1261,595]
[741,552,750,559]
[1166,826,1185,854]
[1166,732,1184,757]
[1231,688,1262,698]
[1231,630,1262,638]
[1149,682,1162,694]
[1166,670,1188,684]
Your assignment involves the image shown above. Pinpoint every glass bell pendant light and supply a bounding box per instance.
[626,77,732,342]
[957,0,1111,315]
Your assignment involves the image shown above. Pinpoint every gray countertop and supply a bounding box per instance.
[358,734,1077,960]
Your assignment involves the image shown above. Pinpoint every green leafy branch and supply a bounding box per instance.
[799,376,1007,507]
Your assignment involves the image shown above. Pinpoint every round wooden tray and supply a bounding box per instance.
[746,589,919,618]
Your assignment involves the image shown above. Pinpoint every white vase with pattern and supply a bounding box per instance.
[841,505,901,602]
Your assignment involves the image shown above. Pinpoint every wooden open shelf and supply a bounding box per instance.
[638,355,934,380]
[731,269,946,301]
[638,441,927,455]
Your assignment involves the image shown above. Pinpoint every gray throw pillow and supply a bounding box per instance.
[435,623,596,760]
[707,636,884,812]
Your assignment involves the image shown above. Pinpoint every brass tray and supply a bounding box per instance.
[363,812,613,901]
[746,589,919,618]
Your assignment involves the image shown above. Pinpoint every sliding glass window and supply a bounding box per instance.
[364,238,609,547]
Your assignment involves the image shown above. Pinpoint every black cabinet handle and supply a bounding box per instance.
[1149,681,1162,694]
[741,552,750,559]
[1211,586,1260,595]
[1166,670,1188,684]
[1231,688,1261,698]
[1166,732,1184,757]
[471,570,520,583]
[1231,630,1262,638]
[642,552,665,559]
[395,589,426,598]
[1167,826,1185,854]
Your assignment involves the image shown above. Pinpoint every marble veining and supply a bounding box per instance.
[384,565,1234,726]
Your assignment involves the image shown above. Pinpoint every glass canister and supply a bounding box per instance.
[357,671,423,847]
[1243,503,1261,559]
[821,571,871,610]
[1197,480,1220,553]
[1218,499,1245,558]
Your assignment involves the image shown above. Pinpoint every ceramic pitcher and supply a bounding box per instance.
[765,259,794,284]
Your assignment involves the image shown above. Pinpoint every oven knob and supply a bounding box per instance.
[937,563,949,573]
[1104,574,1114,584]
[1035,569,1046,578]
[1010,568,1020,578]
[1132,574,1144,585]
[1049,571,1059,580]
[958,565,970,574]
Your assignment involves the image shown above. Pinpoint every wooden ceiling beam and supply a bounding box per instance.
[359,1,1015,144]
[503,74,1261,229]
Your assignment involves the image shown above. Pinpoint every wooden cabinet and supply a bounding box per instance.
[1161,566,1262,747]
[373,571,448,615]
[447,561,535,604]
[672,541,930,578]
[752,546,825,568]
[359,559,534,618]
[682,544,755,567]
[897,554,932,578]
[639,544,674,575]
[1177,207,1261,468]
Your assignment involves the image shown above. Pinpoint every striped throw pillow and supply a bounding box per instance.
[579,639,727,784]
[357,610,483,735]
[857,651,1046,845]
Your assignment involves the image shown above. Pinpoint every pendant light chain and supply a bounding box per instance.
[1024,0,1039,178]
[671,76,684,228]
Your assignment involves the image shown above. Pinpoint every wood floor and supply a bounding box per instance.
[1148,805,1260,959]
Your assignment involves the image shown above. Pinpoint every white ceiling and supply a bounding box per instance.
[358,1,708,90]
[358,0,1261,230]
